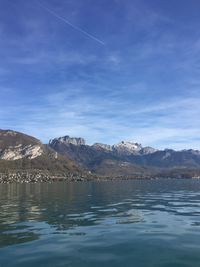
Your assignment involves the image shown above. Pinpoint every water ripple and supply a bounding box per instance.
[0,180,200,267]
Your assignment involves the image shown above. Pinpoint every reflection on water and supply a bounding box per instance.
[0,179,200,267]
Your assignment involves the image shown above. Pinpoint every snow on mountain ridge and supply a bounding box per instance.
[113,141,142,154]
[92,143,113,151]
[49,135,157,155]
[114,140,142,149]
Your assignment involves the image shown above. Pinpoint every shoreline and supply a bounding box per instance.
[0,171,198,184]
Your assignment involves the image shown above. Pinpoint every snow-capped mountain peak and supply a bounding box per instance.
[113,141,142,155]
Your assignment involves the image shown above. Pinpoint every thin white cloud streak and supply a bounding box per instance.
[36,1,105,45]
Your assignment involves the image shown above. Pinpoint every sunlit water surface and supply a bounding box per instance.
[0,179,200,267]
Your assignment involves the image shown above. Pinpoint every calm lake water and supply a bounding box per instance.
[0,179,200,267]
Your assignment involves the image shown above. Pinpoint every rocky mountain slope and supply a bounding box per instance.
[1,130,200,180]
[49,135,200,171]
[0,130,43,160]
[92,140,157,155]
[0,130,81,176]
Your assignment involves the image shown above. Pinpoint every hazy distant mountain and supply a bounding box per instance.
[133,149,200,168]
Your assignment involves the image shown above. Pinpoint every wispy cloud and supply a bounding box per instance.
[1,0,200,149]
[1,78,200,150]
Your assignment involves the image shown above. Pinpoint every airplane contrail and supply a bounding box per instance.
[37,1,105,45]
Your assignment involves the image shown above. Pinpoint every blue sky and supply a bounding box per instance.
[1,0,200,149]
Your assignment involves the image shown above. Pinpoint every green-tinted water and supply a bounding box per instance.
[0,179,200,267]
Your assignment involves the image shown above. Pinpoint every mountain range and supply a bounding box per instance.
[1,129,200,181]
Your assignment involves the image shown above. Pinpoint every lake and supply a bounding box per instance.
[0,179,200,267]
